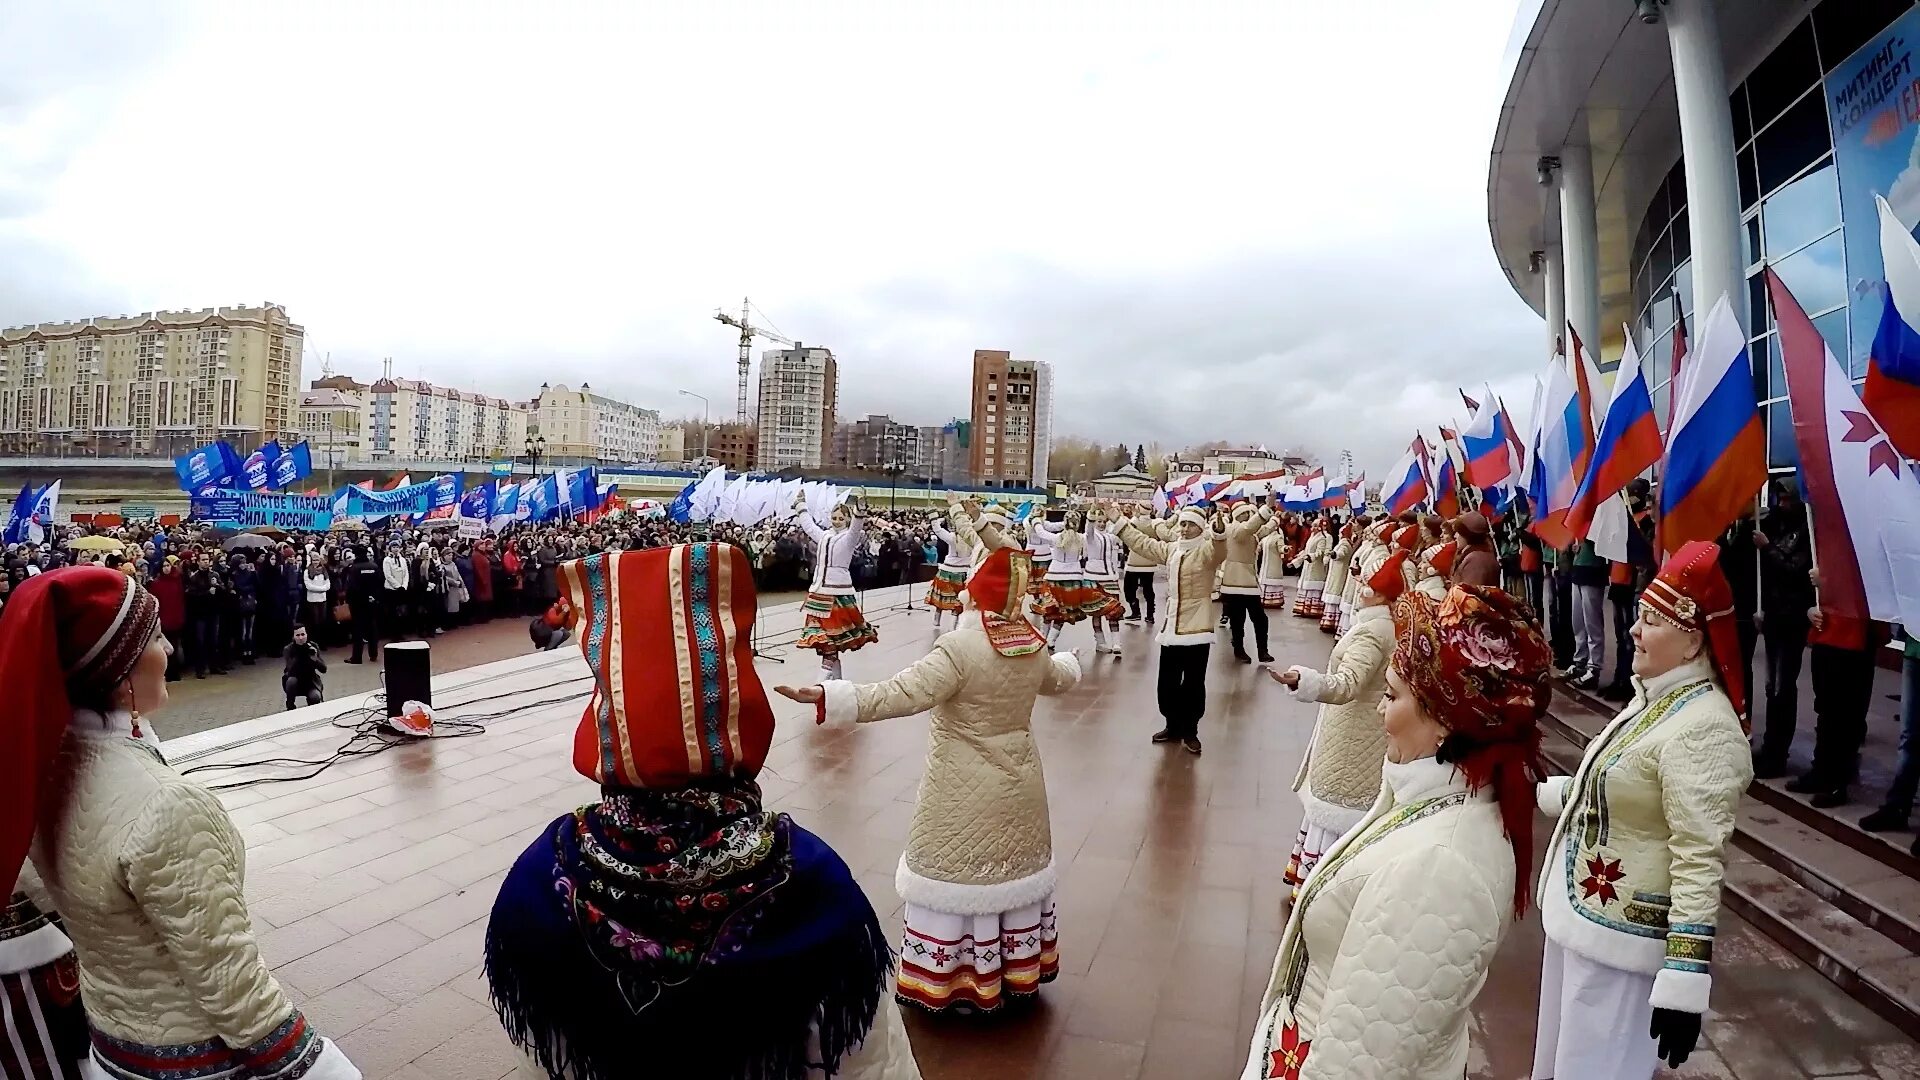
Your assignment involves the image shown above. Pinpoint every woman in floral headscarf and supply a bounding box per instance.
[1242,584,1552,1079]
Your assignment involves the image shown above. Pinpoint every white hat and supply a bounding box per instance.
[1176,507,1209,531]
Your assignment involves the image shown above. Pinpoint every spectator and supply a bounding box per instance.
[150,557,187,683]
[1718,505,1761,723]
[382,541,411,637]
[1565,540,1607,690]
[1752,482,1814,779]
[281,624,327,709]
[185,553,227,679]
[228,552,259,666]
[1787,565,1881,808]
[350,545,385,665]
[1862,632,1920,842]
[1449,511,1499,588]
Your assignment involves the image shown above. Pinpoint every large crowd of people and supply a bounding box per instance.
[1,476,1912,1079]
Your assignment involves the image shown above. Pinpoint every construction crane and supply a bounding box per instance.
[713,298,792,423]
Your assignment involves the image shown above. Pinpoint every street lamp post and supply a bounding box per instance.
[678,389,710,464]
[524,435,546,477]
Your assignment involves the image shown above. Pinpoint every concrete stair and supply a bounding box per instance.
[1542,683,1920,1040]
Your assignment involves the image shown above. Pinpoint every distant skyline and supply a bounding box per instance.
[1,0,1544,478]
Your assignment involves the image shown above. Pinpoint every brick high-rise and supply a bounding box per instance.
[967,350,1052,488]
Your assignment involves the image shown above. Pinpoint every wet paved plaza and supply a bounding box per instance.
[157,582,1920,1079]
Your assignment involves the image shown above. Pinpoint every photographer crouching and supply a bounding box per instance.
[281,623,328,710]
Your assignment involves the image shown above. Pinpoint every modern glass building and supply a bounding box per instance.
[1488,0,1918,479]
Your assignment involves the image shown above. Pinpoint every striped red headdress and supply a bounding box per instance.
[558,544,774,789]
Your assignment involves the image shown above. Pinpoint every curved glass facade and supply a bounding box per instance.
[1629,0,1913,474]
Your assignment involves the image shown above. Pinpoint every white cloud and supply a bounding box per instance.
[2,0,1543,476]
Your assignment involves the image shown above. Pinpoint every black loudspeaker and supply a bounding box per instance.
[384,640,433,709]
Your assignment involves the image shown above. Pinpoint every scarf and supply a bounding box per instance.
[552,778,794,1013]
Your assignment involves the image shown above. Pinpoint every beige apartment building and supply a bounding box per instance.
[302,372,529,465]
[755,344,837,471]
[529,382,661,464]
[0,304,303,455]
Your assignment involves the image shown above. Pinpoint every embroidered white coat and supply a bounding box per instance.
[822,613,1081,913]
[1287,604,1394,836]
[1244,758,1514,1080]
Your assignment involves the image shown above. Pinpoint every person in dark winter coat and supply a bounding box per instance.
[282,624,327,709]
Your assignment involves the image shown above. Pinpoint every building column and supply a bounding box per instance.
[1542,247,1567,362]
[1666,0,1747,329]
[1558,144,1602,363]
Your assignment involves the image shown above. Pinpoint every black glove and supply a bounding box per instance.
[1650,1007,1701,1069]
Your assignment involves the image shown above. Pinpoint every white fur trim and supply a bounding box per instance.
[895,855,1057,916]
[822,680,859,726]
[1050,651,1083,688]
[1298,789,1369,837]
[1649,967,1712,1014]
[301,1038,365,1080]
[1537,775,1573,817]
[1291,667,1329,703]
[0,920,73,975]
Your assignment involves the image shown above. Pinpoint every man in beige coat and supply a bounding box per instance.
[1220,502,1279,664]
[1110,502,1227,755]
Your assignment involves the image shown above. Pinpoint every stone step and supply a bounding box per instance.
[1542,687,1920,1039]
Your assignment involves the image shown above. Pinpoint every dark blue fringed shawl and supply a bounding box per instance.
[486,820,890,1080]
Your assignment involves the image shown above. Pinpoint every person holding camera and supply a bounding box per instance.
[281,624,327,710]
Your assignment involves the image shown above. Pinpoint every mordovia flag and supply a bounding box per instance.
[1565,328,1664,539]
[1459,388,1481,414]
[1384,438,1430,516]
[1660,294,1766,553]
[1433,455,1460,518]
[1866,195,1920,458]
[1768,267,1920,629]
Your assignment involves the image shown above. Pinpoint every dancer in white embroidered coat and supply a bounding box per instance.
[1078,507,1127,655]
[1268,541,1408,904]
[1531,541,1753,1078]
[778,549,1080,1017]
[792,496,879,681]
[1291,520,1334,619]
[1258,527,1290,612]
[926,510,972,634]
[2,567,360,1080]
[1244,583,1552,1080]
[943,494,1017,577]
[1317,530,1354,635]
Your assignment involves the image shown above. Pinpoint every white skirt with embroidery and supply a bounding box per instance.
[894,899,1059,1013]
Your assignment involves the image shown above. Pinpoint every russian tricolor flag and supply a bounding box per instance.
[1866,194,1920,459]
[1460,381,1514,490]
[1660,293,1766,553]
[1433,454,1460,518]
[1383,438,1429,516]
[1565,328,1664,538]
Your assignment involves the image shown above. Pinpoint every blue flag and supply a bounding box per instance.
[667,481,695,524]
[271,442,312,488]
[429,473,462,509]
[490,479,520,522]
[3,484,37,545]
[241,441,280,490]
[174,444,230,491]
[458,484,490,520]
[566,467,596,514]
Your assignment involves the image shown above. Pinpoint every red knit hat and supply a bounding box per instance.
[0,566,162,897]
[967,549,1047,657]
[557,544,774,789]
[1641,540,1748,729]
[1391,584,1553,917]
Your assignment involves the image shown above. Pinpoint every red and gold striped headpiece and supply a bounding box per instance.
[558,544,774,789]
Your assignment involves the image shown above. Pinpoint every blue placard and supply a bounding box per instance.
[490,460,514,477]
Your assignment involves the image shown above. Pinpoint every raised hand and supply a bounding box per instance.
[774,684,825,705]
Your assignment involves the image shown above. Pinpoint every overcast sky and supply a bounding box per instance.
[2,0,1546,477]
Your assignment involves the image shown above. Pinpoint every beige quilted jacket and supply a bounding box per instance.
[1219,511,1276,594]
[823,614,1081,913]
[1287,604,1393,835]
[1113,519,1227,646]
[1320,539,1354,603]
[1258,532,1289,585]
[1536,657,1751,1015]
[1294,532,1333,587]
[32,712,357,1077]
[1245,757,1513,1079]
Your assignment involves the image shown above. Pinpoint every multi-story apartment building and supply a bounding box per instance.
[967,350,1053,488]
[312,371,528,464]
[529,382,661,464]
[0,304,302,455]
[755,344,837,471]
[832,413,921,472]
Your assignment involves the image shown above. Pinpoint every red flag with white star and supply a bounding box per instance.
[1768,268,1920,630]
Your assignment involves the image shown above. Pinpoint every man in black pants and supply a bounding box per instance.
[1156,640,1211,745]
[347,546,384,665]
[1753,483,1813,778]
[1121,528,1160,623]
[281,624,327,709]
[1111,503,1225,755]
